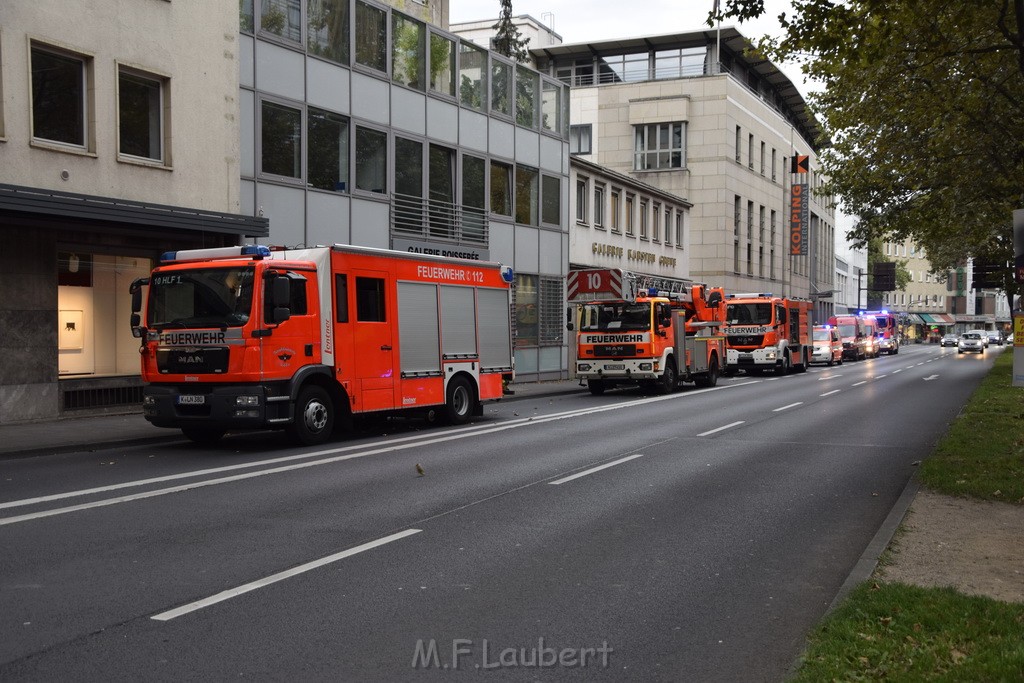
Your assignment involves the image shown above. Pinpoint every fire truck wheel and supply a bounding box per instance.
[587,379,606,395]
[288,386,335,445]
[444,376,475,425]
[776,353,791,375]
[181,426,225,444]
[794,349,808,373]
[694,355,719,388]
[657,358,678,394]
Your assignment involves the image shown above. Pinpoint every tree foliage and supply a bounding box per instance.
[492,0,529,63]
[711,0,1024,298]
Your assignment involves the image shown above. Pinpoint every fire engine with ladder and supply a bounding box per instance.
[129,244,514,445]
[567,268,726,395]
[722,293,814,375]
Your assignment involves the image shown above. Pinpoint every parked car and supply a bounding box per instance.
[811,325,843,366]
[939,333,960,347]
[958,332,986,354]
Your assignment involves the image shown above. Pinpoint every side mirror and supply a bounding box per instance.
[267,276,291,325]
[129,277,149,337]
[566,307,575,331]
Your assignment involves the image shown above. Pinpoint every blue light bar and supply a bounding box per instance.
[160,245,270,262]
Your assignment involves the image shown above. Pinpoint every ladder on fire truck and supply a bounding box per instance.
[567,268,695,303]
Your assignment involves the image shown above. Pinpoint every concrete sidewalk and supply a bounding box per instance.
[0,379,587,458]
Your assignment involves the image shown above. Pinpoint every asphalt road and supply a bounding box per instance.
[0,344,1000,681]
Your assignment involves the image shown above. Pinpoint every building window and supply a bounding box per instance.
[652,203,660,242]
[675,211,684,247]
[634,122,684,170]
[515,165,539,225]
[575,178,588,224]
[490,160,512,216]
[514,274,563,347]
[261,100,302,179]
[540,277,564,345]
[735,126,741,163]
[733,195,741,237]
[393,137,423,230]
[569,124,592,155]
[771,148,777,181]
[241,0,255,32]
[392,13,425,90]
[759,141,765,175]
[746,200,754,241]
[462,154,487,242]
[541,79,561,134]
[118,68,165,163]
[31,44,89,149]
[428,144,456,237]
[261,0,301,43]
[459,43,487,110]
[639,200,649,240]
[430,33,456,97]
[759,205,766,243]
[747,133,754,169]
[514,273,538,346]
[625,194,635,236]
[307,0,349,64]
[355,126,387,193]
[610,189,621,233]
[664,208,672,246]
[594,184,605,228]
[491,58,513,117]
[355,1,387,72]
[307,107,349,191]
[516,66,537,128]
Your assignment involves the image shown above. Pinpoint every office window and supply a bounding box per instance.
[308,108,349,192]
[625,194,635,236]
[491,58,512,117]
[747,134,754,169]
[394,137,423,231]
[594,184,605,228]
[355,1,387,71]
[490,161,512,216]
[459,43,486,110]
[462,154,486,242]
[542,174,561,225]
[771,148,777,181]
[430,33,456,96]
[734,195,741,237]
[576,178,588,223]
[760,141,765,175]
[240,0,254,32]
[355,126,387,193]
[516,66,537,128]
[514,273,538,346]
[261,100,302,179]
[652,203,660,242]
[261,0,301,43]
[31,44,89,148]
[569,124,592,155]
[610,189,621,233]
[735,125,741,162]
[308,0,349,65]
[675,211,684,247]
[540,277,564,345]
[118,68,165,163]
[634,122,684,170]
[664,208,672,245]
[392,13,425,90]
[428,144,455,237]
[640,200,649,240]
[541,79,561,134]
[758,205,765,243]
[515,165,539,225]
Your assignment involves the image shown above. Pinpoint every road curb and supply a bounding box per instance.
[826,472,921,614]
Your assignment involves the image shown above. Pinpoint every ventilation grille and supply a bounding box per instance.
[62,385,144,412]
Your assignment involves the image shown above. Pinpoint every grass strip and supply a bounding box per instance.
[792,581,1024,682]
[919,350,1024,503]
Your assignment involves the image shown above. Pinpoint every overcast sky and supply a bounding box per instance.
[448,0,814,97]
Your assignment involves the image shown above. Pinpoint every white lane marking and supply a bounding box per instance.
[152,529,421,621]
[547,454,644,485]
[773,402,803,412]
[853,381,867,386]
[697,421,745,437]
[893,369,903,374]
[0,382,757,526]
[820,390,841,397]
[818,374,843,381]
[875,374,887,378]
[923,374,939,381]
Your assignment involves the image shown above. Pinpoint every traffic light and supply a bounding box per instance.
[971,259,1004,290]
[872,261,896,291]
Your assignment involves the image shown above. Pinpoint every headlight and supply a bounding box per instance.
[143,395,156,406]
[639,363,653,371]
[765,351,777,360]
[235,395,260,406]
[577,363,592,371]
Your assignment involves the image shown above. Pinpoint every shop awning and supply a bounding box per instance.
[904,313,925,324]
[929,313,955,325]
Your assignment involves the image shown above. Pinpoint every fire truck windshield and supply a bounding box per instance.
[580,302,651,332]
[148,267,256,329]
[726,302,772,326]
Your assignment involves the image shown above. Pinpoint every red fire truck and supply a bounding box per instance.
[861,309,900,354]
[567,268,726,395]
[723,293,814,375]
[129,245,514,445]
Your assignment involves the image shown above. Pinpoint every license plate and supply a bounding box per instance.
[177,394,206,405]
[604,364,625,370]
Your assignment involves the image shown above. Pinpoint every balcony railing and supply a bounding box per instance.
[391,193,488,246]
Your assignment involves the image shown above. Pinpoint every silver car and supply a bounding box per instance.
[958,332,985,354]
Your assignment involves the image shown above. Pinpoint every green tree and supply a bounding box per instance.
[710,0,1024,300]
[492,0,529,63]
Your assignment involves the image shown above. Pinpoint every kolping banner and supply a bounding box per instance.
[789,183,809,256]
